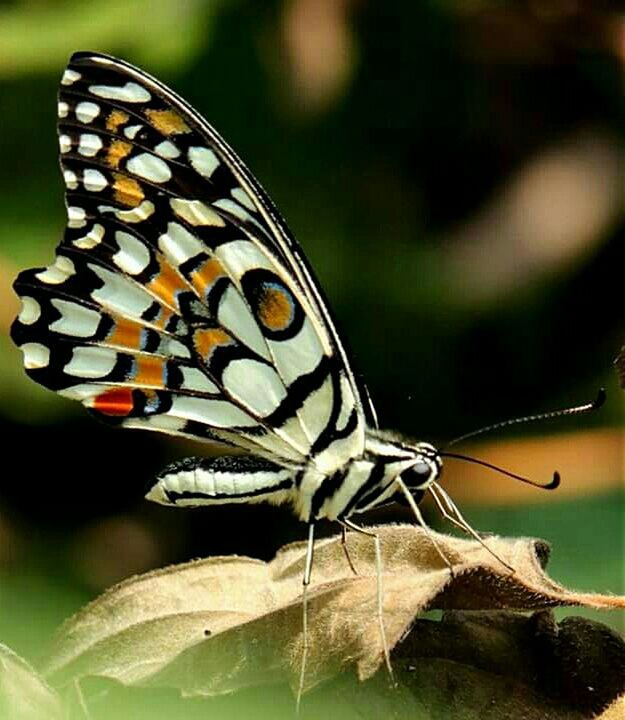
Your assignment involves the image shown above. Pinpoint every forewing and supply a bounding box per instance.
[12,52,373,471]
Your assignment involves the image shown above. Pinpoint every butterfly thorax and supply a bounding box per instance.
[294,432,441,522]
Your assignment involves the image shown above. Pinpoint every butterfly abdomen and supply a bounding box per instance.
[147,455,296,508]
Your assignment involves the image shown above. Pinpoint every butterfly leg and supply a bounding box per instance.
[341,525,359,575]
[395,478,456,575]
[296,522,315,714]
[429,482,515,574]
[339,518,395,687]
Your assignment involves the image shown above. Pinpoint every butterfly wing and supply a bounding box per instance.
[11,51,376,474]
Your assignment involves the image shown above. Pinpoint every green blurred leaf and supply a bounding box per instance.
[0,0,222,78]
[0,643,63,720]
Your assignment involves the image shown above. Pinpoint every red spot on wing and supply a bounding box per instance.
[92,387,134,416]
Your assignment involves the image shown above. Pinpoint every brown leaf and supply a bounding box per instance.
[43,524,624,700]
[387,610,625,719]
[0,643,64,720]
[598,695,625,720]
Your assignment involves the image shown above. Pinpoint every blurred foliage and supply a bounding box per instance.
[0,0,622,707]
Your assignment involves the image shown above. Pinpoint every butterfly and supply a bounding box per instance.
[12,52,446,530]
[12,51,570,702]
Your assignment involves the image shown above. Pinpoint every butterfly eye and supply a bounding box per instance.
[403,462,433,489]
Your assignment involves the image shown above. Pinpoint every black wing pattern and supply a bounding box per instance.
[11,51,377,474]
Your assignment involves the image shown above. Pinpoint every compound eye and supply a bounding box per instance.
[403,462,433,489]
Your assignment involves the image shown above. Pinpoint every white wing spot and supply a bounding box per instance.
[61,69,81,86]
[83,169,107,192]
[89,263,154,317]
[65,346,118,378]
[188,147,220,179]
[21,343,50,369]
[213,198,257,226]
[73,223,105,249]
[89,82,151,103]
[117,200,155,223]
[170,199,225,227]
[35,255,75,284]
[298,373,333,445]
[49,299,101,338]
[215,239,275,278]
[127,153,171,183]
[169,396,257,428]
[222,359,287,417]
[78,133,103,157]
[67,206,87,228]
[63,169,78,190]
[164,338,191,359]
[158,222,204,266]
[179,367,220,394]
[267,317,324,386]
[59,383,109,402]
[17,296,41,325]
[126,416,188,437]
[113,231,151,275]
[217,285,270,360]
[75,101,101,123]
[231,187,256,211]
[59,135,72,153]
[124,125,143,140]
[99,200,155,223]
[57,101,69,118]
[154,140,180,159]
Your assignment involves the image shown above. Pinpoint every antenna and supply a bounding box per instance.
[444,388,605,450]
[439,451,560,490]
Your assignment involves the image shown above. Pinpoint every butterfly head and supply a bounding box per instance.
[364,432,442,498]
[400,441,442,491]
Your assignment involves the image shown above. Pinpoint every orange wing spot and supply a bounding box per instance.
[190,258,226,297]
[106,109,130,132]
[92,387,134,416]
[257,285,294,331]
[145,108,191,135]
[107,140,133,168]
[193,327,233,360]
[106,318,144,350]
[147,262,188,310]
[132,356,166,387]
[113,174,145,207]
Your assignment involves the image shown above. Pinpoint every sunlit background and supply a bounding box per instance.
[0,0,623,672]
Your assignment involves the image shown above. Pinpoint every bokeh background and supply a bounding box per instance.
[0,0,622,675]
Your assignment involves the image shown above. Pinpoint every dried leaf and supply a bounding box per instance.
[44,525,624,700]
[385,610,625,719]
[0,643,63,720]
[598,695,625,720]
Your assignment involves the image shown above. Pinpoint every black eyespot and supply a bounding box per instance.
[403,462,433,489]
